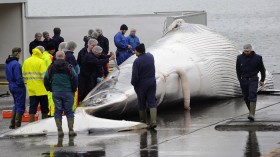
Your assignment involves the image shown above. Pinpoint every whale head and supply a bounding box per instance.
[82,61,139,116]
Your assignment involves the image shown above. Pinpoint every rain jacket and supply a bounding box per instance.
[236,51,266,81]
[22,48,47,96]
[42,51,53,68]
[42,50,54,116]
[5,56,25,89]
[5,56,26,115]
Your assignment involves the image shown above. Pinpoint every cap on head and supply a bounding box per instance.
[243,44,253,50]
[135,43,145,54]
[120,24,128,30]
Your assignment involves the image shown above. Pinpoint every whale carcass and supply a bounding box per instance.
[83,20,274,114]
[1,20,274,137]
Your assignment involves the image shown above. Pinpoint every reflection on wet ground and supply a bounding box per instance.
[139,130,158,157]
[244,131,261,157]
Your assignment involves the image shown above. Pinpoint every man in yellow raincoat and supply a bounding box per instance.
[42,43,56,117]
[22,47,49,121]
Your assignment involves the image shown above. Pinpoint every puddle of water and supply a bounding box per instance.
[41,150,105,157]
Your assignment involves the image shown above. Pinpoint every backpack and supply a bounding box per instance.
[46,62,75,92]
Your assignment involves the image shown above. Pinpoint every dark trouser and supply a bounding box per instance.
[78,74,97,102]
[116,50,131,65]
[78,75,86,102]
[134,80,157,111]
[240,78,258,103]
[29,95,49,114]
[10,87,26,115]
[53,92,74,119]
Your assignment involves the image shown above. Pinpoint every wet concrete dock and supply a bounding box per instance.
[0,75,279,157]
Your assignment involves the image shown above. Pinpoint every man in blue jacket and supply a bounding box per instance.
[44,51,78,137]
[236,44,266,121]
[5,47,26,129]
[131,43,157,129]
[114,24,132,65]
[126,28,140,55]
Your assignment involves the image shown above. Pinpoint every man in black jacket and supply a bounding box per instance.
[96,28,110,77]
[236,44,266,121]
[29,33,43,55]
[42,31,54,48]
[52,27,64,52]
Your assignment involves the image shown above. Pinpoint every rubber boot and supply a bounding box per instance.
[15,113,22,128]
[149,108,157,129]
[9,111,16,129]
[55,119,64,137]
[69,136,75,146]
[57,136,63,147]
[29,114,35,122]
[139,110,147,123]
[248,102,256,122]
[67,118,77,137]
[42,113,48,119]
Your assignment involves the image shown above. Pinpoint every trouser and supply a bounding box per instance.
[78,75,87,102]
[78,75,96,102]
[10,87,26,115]
[53,92,74,119]
[72,90,78,110]
[116,50,131,65]
[29,95,49,114]
[47,91,55,116]
[240,79,258,103]
[49,91,78,116]
[134,80,157,111]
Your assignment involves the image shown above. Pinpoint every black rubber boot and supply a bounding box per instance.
[9,111,16,129]
[57,136,63,147]
[15,113,22,128]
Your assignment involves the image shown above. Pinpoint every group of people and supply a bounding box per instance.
[5,23,159,137]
